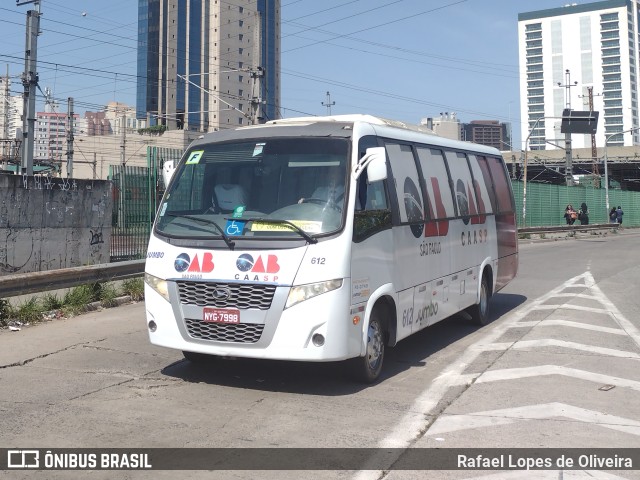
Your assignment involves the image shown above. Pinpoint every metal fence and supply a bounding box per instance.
[511,180,640,228]
[108,162,639,261]
[109,146,183,262]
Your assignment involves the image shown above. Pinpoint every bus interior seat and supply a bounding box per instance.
[312,184,345,202]
[213,184,247,212]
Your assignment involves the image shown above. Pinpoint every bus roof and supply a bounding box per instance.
[266,114,435,134]
[192,114,501,157]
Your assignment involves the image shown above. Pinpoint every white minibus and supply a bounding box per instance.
[144,115,518,382]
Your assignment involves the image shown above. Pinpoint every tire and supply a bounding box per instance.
[466,274,491,326]
[350,311,385,383]
[182,350,215,364]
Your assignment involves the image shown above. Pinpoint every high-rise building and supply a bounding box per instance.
[137,0,281,132]
[0,77,22,139]
[34,111,79,167]
[518,0,640,151]
[462,120,511,151]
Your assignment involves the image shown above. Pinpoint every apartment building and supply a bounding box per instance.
[519,0,640,150]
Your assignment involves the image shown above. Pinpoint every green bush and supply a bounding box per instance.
[122,278,144,301]
[64,284,99,307]
[99,283,120,308]
[41,293,63,311]
[0,298,13,327]
[14,297,43,323]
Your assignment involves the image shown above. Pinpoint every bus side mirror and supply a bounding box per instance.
[355,147,387,182]
[162,160,176,186]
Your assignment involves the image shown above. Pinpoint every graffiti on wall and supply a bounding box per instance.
[0,176,113,275]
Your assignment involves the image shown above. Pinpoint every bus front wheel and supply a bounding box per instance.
[182,350,216,364]
[466,274,491,326]
[350,311,385,383]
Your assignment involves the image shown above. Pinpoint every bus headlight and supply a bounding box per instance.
[285,279,343,309]
[144,273,170,302]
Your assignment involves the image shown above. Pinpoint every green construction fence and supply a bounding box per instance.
[511,180,639,228]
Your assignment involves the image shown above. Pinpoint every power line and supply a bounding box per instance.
[283,0,470,54]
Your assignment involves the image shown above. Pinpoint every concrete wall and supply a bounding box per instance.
[0,175,112,275]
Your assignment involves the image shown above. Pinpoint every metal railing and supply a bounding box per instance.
[518,223,620,235]
[0,259,145,298]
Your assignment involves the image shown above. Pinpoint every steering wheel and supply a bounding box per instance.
[299,198,342,212]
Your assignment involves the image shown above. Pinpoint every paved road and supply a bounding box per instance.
[1,230,640,480]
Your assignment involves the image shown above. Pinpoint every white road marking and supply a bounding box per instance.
[516,320,628,335]
[353,272,640,480]
[485,340,640,359]
[531,304,611,314]
[427,402,640,437]
[471,365,640,391]
[589,280,640,349]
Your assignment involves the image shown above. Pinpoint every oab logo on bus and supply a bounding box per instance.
[174,252,215,278]
[235,253,280,282]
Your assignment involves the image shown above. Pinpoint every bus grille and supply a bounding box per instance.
[176,281,276,310]
[185,319,264,343]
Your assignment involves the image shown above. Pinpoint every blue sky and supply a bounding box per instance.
[1,0,570,149]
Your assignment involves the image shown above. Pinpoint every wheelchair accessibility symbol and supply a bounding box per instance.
[225,220,245,236]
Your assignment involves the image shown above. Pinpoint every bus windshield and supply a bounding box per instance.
[155,137,350,241]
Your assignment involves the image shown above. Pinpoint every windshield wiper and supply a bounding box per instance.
[241,218,318,244]
[164,213,235,249]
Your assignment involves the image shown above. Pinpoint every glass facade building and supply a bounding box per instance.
[137,0,280,132]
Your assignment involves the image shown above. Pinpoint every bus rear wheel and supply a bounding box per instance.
[350,311,385,383]
[466,274,491,326]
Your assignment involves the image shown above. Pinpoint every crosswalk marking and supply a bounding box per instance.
[484,339,640,359]
[472,365,640,391]
[530,304,611,314]
[354,272,640,480]
[427,403,640,437]
[516,320,628,335]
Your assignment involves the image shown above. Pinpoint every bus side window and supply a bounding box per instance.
[354,170,391,241]
[354,135,391,241]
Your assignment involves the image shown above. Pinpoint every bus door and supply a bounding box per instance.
[384,141,426,340]
[415,147,457,325]
[443,150,492,311]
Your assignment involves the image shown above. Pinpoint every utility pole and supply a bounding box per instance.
[18,0,41,176]
[250,66,264,124]
[66,97,74,177]
[322,91,335,115]
[586,87,601,177]
[558,69,578,186]
[2,66,9,169]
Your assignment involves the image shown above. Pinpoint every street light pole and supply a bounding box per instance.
[603,126,640,219]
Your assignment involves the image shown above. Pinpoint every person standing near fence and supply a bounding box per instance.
[579,202,589,225]
[610,207,618,223]
[616,206,624,226]
[564,204,577,225]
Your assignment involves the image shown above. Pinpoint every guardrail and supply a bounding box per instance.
[0,222,624,298]
[518,223,619,235]
[0,259,145,298]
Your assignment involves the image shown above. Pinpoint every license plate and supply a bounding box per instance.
[202,307,240,324]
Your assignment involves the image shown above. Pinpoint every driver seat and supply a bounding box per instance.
[311,184,344,203]
[213,184,247,213]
